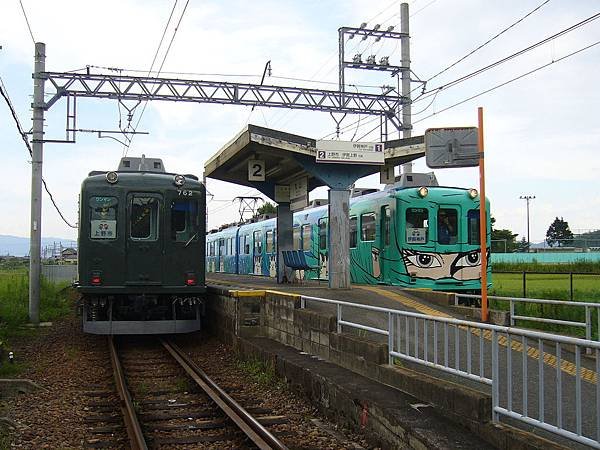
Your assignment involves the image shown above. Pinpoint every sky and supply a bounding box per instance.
[0,0,599,245]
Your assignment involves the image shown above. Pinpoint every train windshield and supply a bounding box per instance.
[171,200,200,243]
[130,196,160,241]
[405,208,428,244]
[90,196,118,240]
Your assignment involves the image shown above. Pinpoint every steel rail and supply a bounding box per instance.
[107,337,148,450]
[161,339,288,450]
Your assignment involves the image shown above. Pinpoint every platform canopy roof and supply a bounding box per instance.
[204,124,425,198]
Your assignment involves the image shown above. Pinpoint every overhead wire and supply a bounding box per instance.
[125,0,191,156]
[0,77,77,229]
[415,11,600,104]
[424,0,552,85]
[412,39,600,125]
[18,0,36,45]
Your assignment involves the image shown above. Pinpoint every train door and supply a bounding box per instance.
[317,218,328,280]
[218,238,226,272]
[253,230,263,275]
[358,212,378,281]
[378,205,392,282]
[126,193,163,284]
[265,229,277,277]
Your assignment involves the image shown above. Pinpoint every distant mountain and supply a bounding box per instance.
[0,235,77,257]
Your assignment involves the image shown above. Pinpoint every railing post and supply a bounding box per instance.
[491,330,500,421]
[509,299,515,327]
[337,303,342,333]
[388,312,393,365]
[586,306,592,355]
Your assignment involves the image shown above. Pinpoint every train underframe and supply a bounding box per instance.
[81,293,203,335]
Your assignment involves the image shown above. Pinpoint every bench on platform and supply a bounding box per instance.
[282,250,321,283]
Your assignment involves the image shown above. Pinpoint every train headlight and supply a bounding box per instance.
[417,187,429,198]
[174,174,186,187]
[106,171,118,184]
[468,188,479,199]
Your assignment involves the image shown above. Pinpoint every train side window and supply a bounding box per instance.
[301,224,312,251]
[266,230,274,253]
[349,216,357,248]
[318,218,327,250]
[240,235,250,255]
[171,200,199,243]
[382,206,391,246]
[361,213,376,242]
[293,226,301,250]
[406,208,428,244]
[254,230,262,254]
[90,196,118,240]
[219,238,225,256]
[468,209,480,245]
[438,208,458,245]
[130,196,159,241]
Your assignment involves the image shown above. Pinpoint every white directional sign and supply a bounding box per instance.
[380,164,395,184]
[316,140,385,165]
[289,176,308,211]
[248,159,266,181]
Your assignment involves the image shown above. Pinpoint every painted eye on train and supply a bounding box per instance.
[406,253,442,268]
[456,250,481,267]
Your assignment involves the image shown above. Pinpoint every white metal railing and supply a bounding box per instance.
[300,294,600,449]
[457,293,600,342]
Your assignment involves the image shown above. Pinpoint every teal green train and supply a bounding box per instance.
[206,178,491,292]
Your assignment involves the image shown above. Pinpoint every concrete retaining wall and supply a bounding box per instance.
[205,286,566,450]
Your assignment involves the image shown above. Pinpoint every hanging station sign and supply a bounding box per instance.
[316,140,385,165]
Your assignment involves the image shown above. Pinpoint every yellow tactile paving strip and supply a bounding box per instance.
[357,286,598,385]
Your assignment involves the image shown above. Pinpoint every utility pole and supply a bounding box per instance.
[519,195,535,249]
[400,2,412,174]
[29,42,46,325]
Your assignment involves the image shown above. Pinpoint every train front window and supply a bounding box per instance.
[438,208,458,245]
[130,196,159,241]
[406,208,428,244]
[468,209,480,245]
[90,196,118,240]
[171,200,200,243]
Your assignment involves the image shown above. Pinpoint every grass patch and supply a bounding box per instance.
[0,271,73,336]
[493,261,600,273]
[0,269,73,371]
[490,273,600,301]
[236,357,282,388]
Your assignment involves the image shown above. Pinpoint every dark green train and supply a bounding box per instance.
[207,172,491,291]
[78,156,206,334]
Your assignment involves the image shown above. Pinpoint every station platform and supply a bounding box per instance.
[206,272,464,320]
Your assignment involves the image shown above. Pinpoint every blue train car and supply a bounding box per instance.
[207,177,491,292]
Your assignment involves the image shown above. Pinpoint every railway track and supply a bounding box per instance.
[107,336,289,449]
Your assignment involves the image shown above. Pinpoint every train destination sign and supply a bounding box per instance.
[424,127,479,168]
[316,140,385,165]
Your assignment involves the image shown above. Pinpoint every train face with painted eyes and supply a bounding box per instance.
[77,156,206,334]
[206,173,491,292]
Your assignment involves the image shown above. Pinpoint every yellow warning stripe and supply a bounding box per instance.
[358,286,598,384]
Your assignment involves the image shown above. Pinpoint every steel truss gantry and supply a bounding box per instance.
[40,71,407,129]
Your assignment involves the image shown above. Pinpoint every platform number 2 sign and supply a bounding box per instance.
[248,159,266,182]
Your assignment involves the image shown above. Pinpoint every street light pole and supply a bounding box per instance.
[519,195,535,249]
